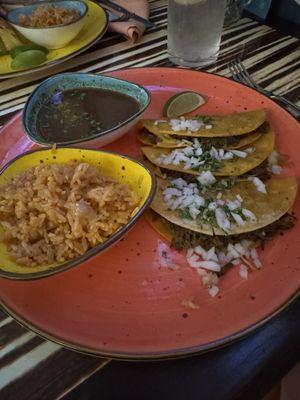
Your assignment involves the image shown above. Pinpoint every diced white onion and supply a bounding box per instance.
[186,248,194,259]
[231,149,247,158]
[239,265,248,279]
[197,171,216,186]
[208,285,219,297]
[205,247,219,262]
[197,261,221,272]
[231,212,245,225]
[194,245,206,258]
[242,208,257,222]
[215,207,231,232]
[248,176,267,194]
[271,165,282,175]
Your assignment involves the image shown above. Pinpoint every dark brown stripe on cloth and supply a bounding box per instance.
[236,41,293,73]
[258,60,300,91]
[221,21,262,43]
[0,348,108,400]
[219,28,276,59]
[0,309,9,322]
[222,21,258,39]
[240,31,290,59]
[283,86,300,103]
[245,39,299,73]
[0,335,44,369]
[0,321,29,347]
[250,43,300,81]
[150,8,167,19]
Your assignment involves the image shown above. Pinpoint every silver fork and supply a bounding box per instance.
[228,59,300,116]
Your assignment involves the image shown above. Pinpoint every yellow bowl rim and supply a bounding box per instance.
[0,147,156,280]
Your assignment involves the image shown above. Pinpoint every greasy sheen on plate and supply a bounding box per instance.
[0,161,139,267]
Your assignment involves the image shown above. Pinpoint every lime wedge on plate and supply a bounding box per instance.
[163,91,206,118]
[11,50,47,70]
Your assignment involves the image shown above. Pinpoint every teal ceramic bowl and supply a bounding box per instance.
[7,1,88,49]
[23,72,151,148]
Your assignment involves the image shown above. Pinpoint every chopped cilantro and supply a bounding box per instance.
[189,149,221,172]
[179,208,192,219]
[197,177,237,192]
[195,114,213,124]
[223,204,231,214]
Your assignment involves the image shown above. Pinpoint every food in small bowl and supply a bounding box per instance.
[7,0,88,49]
[0,148,156,280]
[23,73,151,148]
[17,3,81,27]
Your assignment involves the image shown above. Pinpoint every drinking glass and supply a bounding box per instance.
[167,0,227,68]
[224,0,251,26]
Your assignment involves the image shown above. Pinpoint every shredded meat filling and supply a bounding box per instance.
[158,158,271,182]
[169,213,296,251]
[141,122,268,147]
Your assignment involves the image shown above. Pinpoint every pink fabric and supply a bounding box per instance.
[108,0,149,43]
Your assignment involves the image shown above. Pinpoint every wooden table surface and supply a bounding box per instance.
[0,1,299,399]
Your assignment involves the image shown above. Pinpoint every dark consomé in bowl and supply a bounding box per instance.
[37,87,140,142]
[23,72,151,148]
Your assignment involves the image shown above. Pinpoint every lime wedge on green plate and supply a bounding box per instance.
[163,91,206,118]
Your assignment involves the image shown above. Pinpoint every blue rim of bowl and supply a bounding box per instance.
[0,147,157,280]
[0,1,108,79]
[7,0,88,29]
[22,72,152,147]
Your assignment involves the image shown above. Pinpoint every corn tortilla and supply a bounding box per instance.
[141,109,266,138]
[141,125,275,177]
[137,128,263,149]
[150,176,298,236]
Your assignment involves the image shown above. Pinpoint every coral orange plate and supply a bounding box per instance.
[0,68,299,359]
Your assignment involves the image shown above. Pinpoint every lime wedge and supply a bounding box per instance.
[163,91,206,118]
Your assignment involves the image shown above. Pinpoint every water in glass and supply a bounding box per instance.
[167,0,227,67]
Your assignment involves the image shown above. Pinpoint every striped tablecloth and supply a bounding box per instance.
[0,1,299,399]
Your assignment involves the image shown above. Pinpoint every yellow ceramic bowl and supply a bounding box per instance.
[0,148,156,280]
[0,1,107,78]
[7,1,88,49]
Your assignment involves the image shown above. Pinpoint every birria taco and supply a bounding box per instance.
[149,176,297,239]
[137,127,263,149]
[141,123,275,177]
[139,109,266,138]
[137,111,269,150]
[140,104,297,296]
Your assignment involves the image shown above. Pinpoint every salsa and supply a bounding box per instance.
[37,87,140,143]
